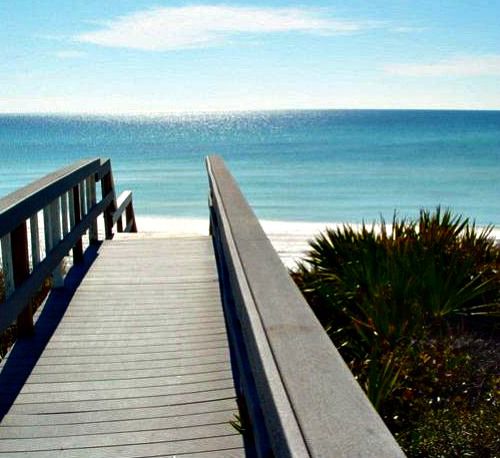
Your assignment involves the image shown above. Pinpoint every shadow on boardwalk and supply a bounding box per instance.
[0,244,101,420]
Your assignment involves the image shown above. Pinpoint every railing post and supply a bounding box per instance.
[79,180,86,220]
[10,222,33,336]
[71,184,84,263]
[125,202,137,233]
[1,234,15,298]
[50,198,64,288]
[101,171,116,239]
[116,216,124,232]
[87,175,98,243]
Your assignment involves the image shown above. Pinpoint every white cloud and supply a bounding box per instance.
[75,5,367,51]
[384,54,500,77]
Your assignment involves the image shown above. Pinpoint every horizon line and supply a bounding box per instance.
[1,107,500,117]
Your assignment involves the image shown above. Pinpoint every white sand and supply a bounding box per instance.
[134,216,500,269]
[2,214,498,272]
[135,216,357,269]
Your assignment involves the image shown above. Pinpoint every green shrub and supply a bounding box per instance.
[292,208,500,456]
[297,208,498,355]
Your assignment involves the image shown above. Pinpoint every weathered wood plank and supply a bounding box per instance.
[1,362,231,385]
[2,369,232,395]
[113,190,133,225]
[71,184,83,262]
[49,197,64,287]
[6,388,237,415]
[45,327,228,342]
[29,214,40,266]
[0,234,15,298]
[3,352,230,376]
[60,191,69,236]
[0,423,237,452]
[42,309,224,321]
[42,332,226,349]
[7,346,229,367]
[0,398,237,426]
[0,409,236,439]
[41,338,227,356]
[79,180,86,218]
[49,318,225,335]
[86,175,98,242]
[11,221,34,336]
[9,378,234,405]
[0,435,244,458]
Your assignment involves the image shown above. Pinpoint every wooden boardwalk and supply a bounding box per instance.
[0,236,246,457]
[0,157,404,457]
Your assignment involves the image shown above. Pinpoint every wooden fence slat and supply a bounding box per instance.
[11,221,34,335]
[50,199,64,288]
[87,175,98,243]
[79,181,86,219]
[1,233,15,298]
[68,188,76,229]
[29,214,40,267]
[61,192,69,237]
[101,173,115,239]
[72,185,83,263]
[43,205,52,253]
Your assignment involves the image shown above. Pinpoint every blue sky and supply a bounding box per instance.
[1,1,499,113]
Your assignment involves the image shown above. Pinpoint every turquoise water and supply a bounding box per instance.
[1,110,499,226]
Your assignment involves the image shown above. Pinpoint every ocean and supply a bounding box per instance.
[1,110,499,264]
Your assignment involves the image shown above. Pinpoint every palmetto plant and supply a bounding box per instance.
[294,207,499,409]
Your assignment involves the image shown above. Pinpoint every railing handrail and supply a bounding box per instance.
[0,159,101,239]
[206,155,405,457]
[0,158,136,336]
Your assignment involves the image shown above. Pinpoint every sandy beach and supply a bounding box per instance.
[3,214,498,272]
[133,216,500,269]
[134,216,340,268]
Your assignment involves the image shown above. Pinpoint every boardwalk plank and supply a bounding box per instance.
[1,362,231,385]
[0,409,237,439]
[11,378,234,404]
[0,435,244,458]
[3,352,230,375]
[0,423,237,452]
[6,388,237,415]
[1,399,238,426]
[2,369,233,395]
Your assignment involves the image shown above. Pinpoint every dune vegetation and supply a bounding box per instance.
[292,208,499,456]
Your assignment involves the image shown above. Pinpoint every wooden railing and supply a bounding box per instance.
[0,158,136,336]
[206,155,405,458]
